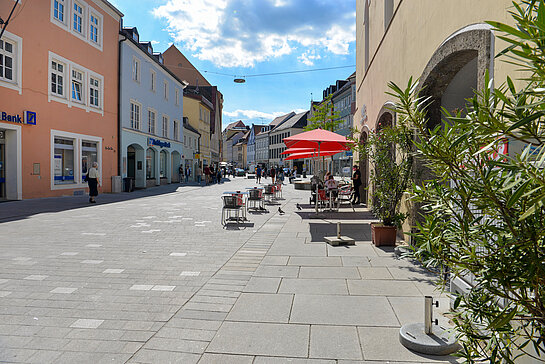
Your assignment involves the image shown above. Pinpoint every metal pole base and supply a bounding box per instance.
[399,323,460,356]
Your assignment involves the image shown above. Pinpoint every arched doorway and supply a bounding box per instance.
[159,150,169,184]
[127,143,145,189]
[171,151,181,183]
[146,147,157,187]
[414,24,493,297]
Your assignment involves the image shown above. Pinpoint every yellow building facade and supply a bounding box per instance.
[183,94,213,167]
[355,0,519,204]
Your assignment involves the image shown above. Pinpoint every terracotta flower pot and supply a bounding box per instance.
[371,223,397,246]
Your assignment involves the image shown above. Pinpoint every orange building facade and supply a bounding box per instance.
[0,0,122,200]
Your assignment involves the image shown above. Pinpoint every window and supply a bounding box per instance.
[163,81,168,100]
[49,52,103,112]
[54,137,75,185]
[162,115,168,138]
[174,120,180,141]
[71,69,83,102]
[89,14,99,43]
[54,0,65,22]
[51,60,65,96]
[150,70,156,91]
[175,88,179,105]
[130,101,141,129]
[0,39,15,82]
[89,77,99,107]
[132,58,140,82]
[81,141,97,183]
[148,109,156,135]
[73,2,83,34]
[146,148,156,179]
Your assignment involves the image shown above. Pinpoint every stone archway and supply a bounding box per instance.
[127,143,145,189]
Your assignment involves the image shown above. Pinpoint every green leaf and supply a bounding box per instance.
[488,309,517,330]
[507,180,530,208]
[487,21,532,39]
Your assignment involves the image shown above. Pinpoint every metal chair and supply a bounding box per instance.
[263,185,275,203]
[316,189,329,211]
[274,183,283,199]
[336,185,355,212]
[221,195,243,225]
[247,188,264,211]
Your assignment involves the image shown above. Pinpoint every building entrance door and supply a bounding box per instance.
[127,146,136,179]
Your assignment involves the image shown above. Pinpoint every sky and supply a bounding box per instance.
[110,0,356,130]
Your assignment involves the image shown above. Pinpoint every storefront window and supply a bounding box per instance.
[54,137,75,184]
[81,141,97,182]
[146,148,155,179]
[160,150,167,178]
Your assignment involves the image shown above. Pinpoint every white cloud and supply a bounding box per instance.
[150,40,161,45]
[224,108,308,121]
[298,50,321,66]
[153,0,355,68]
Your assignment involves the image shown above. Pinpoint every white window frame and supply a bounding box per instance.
[50,129,102,191]
[150,69,156,92]
[130,100,142,130]
[148,108,157,135]
[132,57,140,82]
[52,0,67,25]
[48,52,103,114]
[89,75,100,108]
[72,1,86,39]
[71,68,84,104]
[163,80,168,100]
[50,59,66,98]
[162,115,169,138]
[0,31,22,94]
[88,9,103,50]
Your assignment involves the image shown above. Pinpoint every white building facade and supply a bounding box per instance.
[119,28,187,189]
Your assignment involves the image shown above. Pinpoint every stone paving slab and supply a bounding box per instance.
[290,294,399,326]
[309,325,363,360]
[206,321,310,357]
[278,278,349,295]
[226,293,293,323]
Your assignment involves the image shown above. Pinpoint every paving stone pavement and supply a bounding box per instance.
[0,178,461,363]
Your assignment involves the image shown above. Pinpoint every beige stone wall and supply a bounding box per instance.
[356,0,518,133]
[355,0,527,240]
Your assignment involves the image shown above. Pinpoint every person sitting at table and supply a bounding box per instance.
[324,174,338,198]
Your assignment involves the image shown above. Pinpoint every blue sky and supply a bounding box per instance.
[110,0,356,129]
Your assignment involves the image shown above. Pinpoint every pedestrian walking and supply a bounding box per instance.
[178,164,184,183]
[185,166,190,183]
[270,166,276,184]
[256,165,262,184]
[217,168,222,184]
[196,165,202,185]
[204,165,211,185]
[87,162,100,203]
[352,164,361,205]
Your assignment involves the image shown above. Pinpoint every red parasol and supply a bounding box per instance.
[283,128,352,150]
[284,150,340,161]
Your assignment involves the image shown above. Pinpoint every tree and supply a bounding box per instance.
[387,1,545,361]
[305,94,342,131]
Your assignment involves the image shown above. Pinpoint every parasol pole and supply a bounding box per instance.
[315,141,321,214]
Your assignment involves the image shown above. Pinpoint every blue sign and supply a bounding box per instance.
[24,111,37,125]
[0,110,37,125]
[345,150,353,156]
[148,137,171,148]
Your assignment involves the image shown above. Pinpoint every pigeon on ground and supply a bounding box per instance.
[296,203,302,210]
[278,207,285,214]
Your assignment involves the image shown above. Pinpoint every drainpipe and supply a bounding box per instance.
[118,32,127,177]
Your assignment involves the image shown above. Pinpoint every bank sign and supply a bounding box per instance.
[0,110,37,125]
[147,137,170,148]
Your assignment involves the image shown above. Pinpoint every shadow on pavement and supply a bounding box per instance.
[0,183,211,223]
[308,221,372,242]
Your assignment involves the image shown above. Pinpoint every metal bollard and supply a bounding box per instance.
[337,222,341,238]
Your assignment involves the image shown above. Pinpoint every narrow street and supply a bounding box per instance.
[0,178,457,363]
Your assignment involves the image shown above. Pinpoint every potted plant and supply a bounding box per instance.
[362,116,413,246]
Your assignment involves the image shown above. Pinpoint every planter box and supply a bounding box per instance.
[371,223,397,246]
